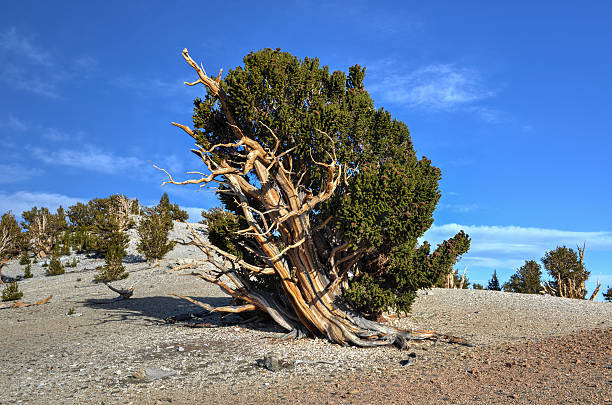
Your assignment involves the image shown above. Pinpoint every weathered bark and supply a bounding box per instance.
[162,49,471,348]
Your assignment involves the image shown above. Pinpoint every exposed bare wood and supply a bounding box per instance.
[0,294,53,309]
[589,278,601,301]
[458,267,467,289]
[161,49,473,348]
[104,282,134,300]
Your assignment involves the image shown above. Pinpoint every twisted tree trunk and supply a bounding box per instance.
[162,49,471,348]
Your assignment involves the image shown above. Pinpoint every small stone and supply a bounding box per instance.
[263,353,281,372]
[177,347,184,352]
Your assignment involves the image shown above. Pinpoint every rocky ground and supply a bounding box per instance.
[0,222,611,404]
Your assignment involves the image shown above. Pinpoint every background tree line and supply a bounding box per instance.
[0,193,186,301]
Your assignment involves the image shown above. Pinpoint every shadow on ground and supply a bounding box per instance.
[82,295,284,334]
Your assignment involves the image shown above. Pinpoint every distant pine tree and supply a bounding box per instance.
[503,260,542,294]
[487,270,501,291]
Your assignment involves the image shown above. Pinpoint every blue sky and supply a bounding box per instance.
[1,1,611,295]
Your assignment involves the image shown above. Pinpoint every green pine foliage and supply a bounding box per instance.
[46,255,65,276]
[472,283,484,290]
[23,263,33,278]
[137,207,175,266]
[1,281,23,302]
[603,286,612,302]
[94,230,129,282]
[158,193,189,221]
[503,260,542,294]
[542,246,589,299]
[20,206,67,257]
[487,270,502,291]
[190,49,470,316]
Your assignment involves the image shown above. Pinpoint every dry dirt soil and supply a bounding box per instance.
[1,222,611,404]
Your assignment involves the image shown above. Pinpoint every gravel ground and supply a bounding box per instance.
[1,221,610,404]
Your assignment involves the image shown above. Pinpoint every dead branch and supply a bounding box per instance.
[589,278,601,301]
[0,294,52,309]
[104,282,135,300]
[171,294,256,314]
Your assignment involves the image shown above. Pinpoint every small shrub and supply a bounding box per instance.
[41,261,48,267]
[472,283,484,290]
[19,251,31,265]
[46,256,65,276]
[2,282,23,301]
[67,307,76,315]
[23,264,33,278]
[76,277,82,282]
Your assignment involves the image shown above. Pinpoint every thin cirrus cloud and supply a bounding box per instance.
[367,61,494,112]
[422,223,612,270]
[0,27,53,66]
[31,145,145,175]
[0,190,84,217]
[0,163,43,184]
[0,27,98,98]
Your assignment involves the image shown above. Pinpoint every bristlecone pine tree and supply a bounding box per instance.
[503,260,542,294]
[1,212,24,283]
[21,206,67,258]
[161,49,471,347]
[137,206,175,266]
[542,245,589,299]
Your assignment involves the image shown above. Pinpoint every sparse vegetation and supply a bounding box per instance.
[472,283,484,290]
[2,281,23,301]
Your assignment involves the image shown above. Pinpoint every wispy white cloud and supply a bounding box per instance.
[30,145,145,174]
[0,27,53,66]
[438,203,479,213]
[0,115,29,132]
[41,128,83,142]
[421,223,612,270]
[0,164,43,184]
[368,62,494,111]
[0,190,84,216]
[0,27,97,98]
